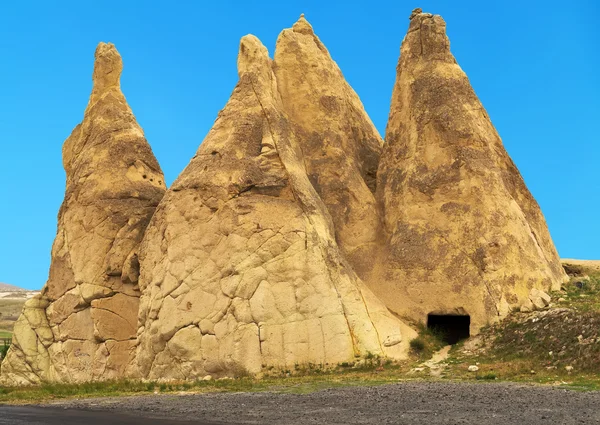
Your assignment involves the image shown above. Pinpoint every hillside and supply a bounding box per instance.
[562,259,600,273]
[437,260,600,385]
[0,283,26,292]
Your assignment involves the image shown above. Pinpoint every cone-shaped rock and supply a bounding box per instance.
[0,43,166,385]
[272,16,383,277]
[135,23,414,380]
[372,10,567,331]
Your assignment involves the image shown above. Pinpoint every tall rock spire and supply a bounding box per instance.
[134,25,413,380]
[272,15,383,278]
[372,9,567,331]
[88,42,123,107]
[0,43,166,385]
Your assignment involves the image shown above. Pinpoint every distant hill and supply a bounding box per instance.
[0,283,27,292]
[561,259,600,271]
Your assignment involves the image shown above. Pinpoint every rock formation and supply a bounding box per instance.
[0,43,166,385]
[272,16,383,278]
[1,10,567,385]
[134,19,414,380]
[370,9,567,331]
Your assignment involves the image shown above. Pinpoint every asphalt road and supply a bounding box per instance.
[1,382,599,424]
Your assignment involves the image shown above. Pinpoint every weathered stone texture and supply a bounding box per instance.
[0,43,165,385]
[1,10,567,384]
[134,27,414,380]
[370,10,567,331]
[272,17,383,278]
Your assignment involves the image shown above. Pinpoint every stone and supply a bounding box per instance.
[369,9,567,333]
[529,288,551,310]
[0,43,165,385]
[134,18,415,381]
[520,306,532,313]
[520,299,535,313]
[468,365,479,372]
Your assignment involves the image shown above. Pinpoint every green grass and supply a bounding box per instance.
[2,356,597,404]
[555,273,600,313]
[409,337,426,352]
[475,372,497,380]
[563,380,600,392]
[0,362,421,404]
[408,324,446,360]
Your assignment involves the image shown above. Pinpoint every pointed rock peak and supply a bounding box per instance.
[378,9,567,333]
[92,42,123,94]
[409,7,423,19]
[237,34,271,76]
[403,10,452,61]
[292,13,314,35]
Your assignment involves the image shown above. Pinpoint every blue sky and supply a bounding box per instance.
[0,1,598,290]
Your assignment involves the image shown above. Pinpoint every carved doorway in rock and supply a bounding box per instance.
[427,314,470,344]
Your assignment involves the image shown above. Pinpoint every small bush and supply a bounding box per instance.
[409,337,426,352]
[0,342,10,359]
[476,373,497,380]
[229,362,251,378]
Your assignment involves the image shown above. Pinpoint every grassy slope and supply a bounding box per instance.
[445,264,600,390]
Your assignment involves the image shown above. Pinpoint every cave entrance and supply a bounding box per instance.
[427,314,470,345]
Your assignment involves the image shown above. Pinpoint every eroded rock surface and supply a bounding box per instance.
[272,17,383,278]
[134,23,414,380]
[0,43,166,385]
[370,9,567,331]
[2,10,568,385]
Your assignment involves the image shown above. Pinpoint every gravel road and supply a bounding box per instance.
[2,382,599,424]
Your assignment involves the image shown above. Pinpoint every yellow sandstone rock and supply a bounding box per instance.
[0,43,165,385]
[370,9,567,333]
[1,10,567,384]
[134,24,414,380]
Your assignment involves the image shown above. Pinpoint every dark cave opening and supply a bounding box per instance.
[427,314,471,345]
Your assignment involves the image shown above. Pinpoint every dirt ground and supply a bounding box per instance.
[20,382,598,425]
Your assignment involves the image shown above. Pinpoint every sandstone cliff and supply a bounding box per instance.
[134,21,414,380]
[370,9,567,331]
[0,43,166,385]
